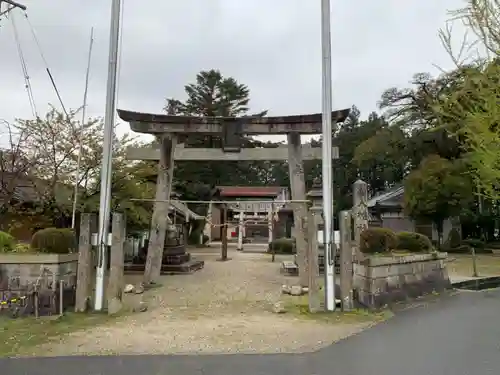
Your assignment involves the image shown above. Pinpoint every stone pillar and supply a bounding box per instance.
[267,206,274,245]
[237,211,244,251]
[307,207,320,313]
[219,204,229,261]
[144,134,177,285]
[287,132,309,287]
[203,201,213,245]
[75,213,94,312]
[107,213,125,315]
[352,179,369,261]
[339,210,353,311]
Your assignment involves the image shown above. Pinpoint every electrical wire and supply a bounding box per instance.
[23,12,69,118]
[10,12,38,118]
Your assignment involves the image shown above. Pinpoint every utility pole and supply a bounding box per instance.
[320,0,336,311]
[94,0,122,311]
[0,0,26,17]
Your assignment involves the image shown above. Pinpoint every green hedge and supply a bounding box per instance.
[31,228,77,254]
[0,231,15,253]
[396,232,432,252]
[268,238,296,254]
[360,228,398,254]
[462,238,485,249]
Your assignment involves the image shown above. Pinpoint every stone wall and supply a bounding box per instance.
[0,253,79,292]
[353,252,450,309]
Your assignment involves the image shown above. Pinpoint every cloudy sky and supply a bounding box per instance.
[0,0,466,143]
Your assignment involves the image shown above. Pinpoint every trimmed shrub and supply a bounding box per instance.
[396,232,432,252]
[462,238,485,249]
[12,243,33,253]
[268,238,296,254]
[31,228,77,254]
[445,244,471,254]
[0,231,15,252]
[360,228,398,254]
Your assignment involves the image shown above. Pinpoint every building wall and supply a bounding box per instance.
[380,212,415,233]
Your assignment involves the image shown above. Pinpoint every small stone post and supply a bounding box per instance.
[203,201,213,246]
[107,213,125,315]
[352,179,369,261]
[307,207,320,313]
[75,213,94,312]
[237,210,244,251]
[339,210,353,311]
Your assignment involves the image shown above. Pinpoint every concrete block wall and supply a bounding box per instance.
[0,253,79,293]
[353,253,451,309]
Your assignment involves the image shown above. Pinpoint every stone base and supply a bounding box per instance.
[125,259,204,275]
[281,261,298,276]
[163,253,191,265]
[353,252,451,309]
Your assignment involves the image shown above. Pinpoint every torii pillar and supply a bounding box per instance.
[118,108,351,285]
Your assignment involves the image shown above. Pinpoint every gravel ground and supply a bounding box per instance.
[35,247,373,356]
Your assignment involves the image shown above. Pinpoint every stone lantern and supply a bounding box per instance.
[306,178,324,226]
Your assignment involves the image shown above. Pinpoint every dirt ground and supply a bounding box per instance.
[34,246,376,356]
[446,253,500,281]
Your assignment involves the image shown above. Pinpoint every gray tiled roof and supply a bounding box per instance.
[366,186,404,208]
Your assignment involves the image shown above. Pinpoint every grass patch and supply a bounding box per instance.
[0,312,117,357]
[447,254,500,277]
[282,294,392,324]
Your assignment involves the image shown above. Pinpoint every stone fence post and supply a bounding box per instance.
[352,179,369,262]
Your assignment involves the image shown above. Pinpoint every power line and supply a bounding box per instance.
[10,12,37,118]
[23,12,69,118]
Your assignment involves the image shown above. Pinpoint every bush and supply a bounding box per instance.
[31,228,77,254]
[396,232,432,252]
[268,238,296,254]
[462,238,485,249]
[0,231,15,252]
[360,228,398,254]
[445,244,471,254]
[11,243,33,253]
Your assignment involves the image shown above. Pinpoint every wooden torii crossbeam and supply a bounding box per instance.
[117,108,351,286]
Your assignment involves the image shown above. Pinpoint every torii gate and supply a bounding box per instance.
[118,108,350,286]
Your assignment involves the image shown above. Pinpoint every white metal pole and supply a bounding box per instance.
[320,0,336,311]
[94,0,122,311]
[71,27,94,229]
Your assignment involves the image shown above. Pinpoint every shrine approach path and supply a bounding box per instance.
[30,246,373,356]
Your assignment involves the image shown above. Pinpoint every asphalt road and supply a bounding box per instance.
[3,289,500,375]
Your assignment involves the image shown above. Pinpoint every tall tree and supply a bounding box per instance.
[429,0,500,201]
[404,155,473,245]
[162,69,270,205]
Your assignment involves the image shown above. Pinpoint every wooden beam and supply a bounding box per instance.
[126,145,339,161]
[118,108,351,135]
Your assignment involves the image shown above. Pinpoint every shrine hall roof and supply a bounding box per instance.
[216,186,285,197]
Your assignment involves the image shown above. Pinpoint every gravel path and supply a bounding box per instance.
[37,247,372,356]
